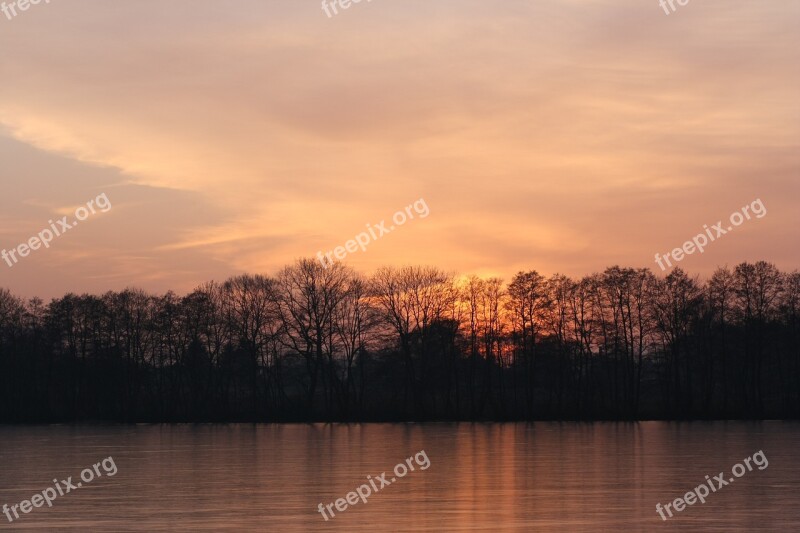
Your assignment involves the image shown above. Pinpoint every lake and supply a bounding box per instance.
[0,422,798,531]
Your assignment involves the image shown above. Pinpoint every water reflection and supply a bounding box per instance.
[0,422,797,531]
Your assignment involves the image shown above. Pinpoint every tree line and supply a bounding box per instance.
[1,260,797,422]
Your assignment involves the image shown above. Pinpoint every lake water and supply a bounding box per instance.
[0,422,798,531]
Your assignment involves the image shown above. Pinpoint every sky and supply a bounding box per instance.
[0,0,798,299]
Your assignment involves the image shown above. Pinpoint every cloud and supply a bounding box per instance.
[0,0,797,297]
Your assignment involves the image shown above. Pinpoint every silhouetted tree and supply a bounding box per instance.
[1,260,798,422]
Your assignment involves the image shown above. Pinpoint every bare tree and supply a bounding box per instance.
[275,259,349,417]
[370,266,454,416]
[506,271,547,417]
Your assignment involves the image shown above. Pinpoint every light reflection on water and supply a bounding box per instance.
[0,422,797,531]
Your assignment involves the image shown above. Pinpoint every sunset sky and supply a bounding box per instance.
[1,0,798,299]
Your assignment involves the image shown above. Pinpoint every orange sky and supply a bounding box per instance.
[1,0,798,299]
